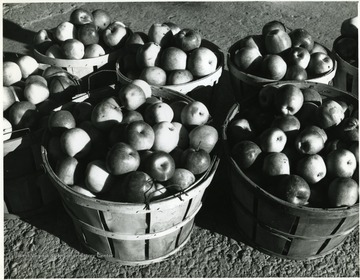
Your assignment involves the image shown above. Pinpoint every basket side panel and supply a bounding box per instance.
[232,197,256,241]
[150,203,189,233]
[148,229,179,260]
[255,223,289,256]
[176,217,194,246]
[337,214,359,233]
[286,238,325,258]
[319,233,353,255]
[230,167,255,214]
[102,211,147,235]
[112,239,146,261]
[295,216,343,237]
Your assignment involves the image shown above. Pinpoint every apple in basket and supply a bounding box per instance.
[103,21,129,48]
[143,151,176,181]
[328,178,359,207]
[164,168,196,192]
[77,23,100,46]
[7,101,39,129]
[187,47,218,77]
[3,61,22,86]
[174,28,202,52]
[289,28,314,51]
[54,21,77,42]
[136,42,162,68]
[3,86,17,111]
[181,147,211,175]
[124,120,155,151]
[307,52,334,77]
[277,174,311,205]
[163,22,181,36]
[70,8,94,25]
[106,142,141,176]
[148,23,173,47]
[152,121,179,153]
[92,9,112,31]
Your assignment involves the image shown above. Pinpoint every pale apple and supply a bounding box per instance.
[131,79,152,99]
[187,47,218,77]
[316,99,345,129]
[23,82,50,105]
[55,21,77,42]
[3,61,22,86]
[189,124,218,153]
[258,127,287,153]
[326,149,357,178]
[7,101,39,129]
[167,69,194,85]
[125,120,155,151]
[328,178,359,207]
[139,66,167,86]
[92,9,111,30]
[295,125,327,154]
[3,86,17,111]
[287,47,311,69]
[148,23,173,47]
[16,55,39,79]
[118,83,147,111]
[62,39,85,59]
[84,43,106,58]
[60,127,92,158]
[296,154,327,184]
[172,121,189,149]
[152,121,179,153]
[91,97,123,131]
[84,160,114,194]
[55,156,82,186]
[180,101,210,126]
[262,152,290,176]
[264,29,292,54]
[136,42,162,68]
[160,47,187,71]
[144,101,174,125]
[261,54,287,80]
[274,84,304,115]
[103,21,128,48]
[307,52,334,77]
[233,47,262,74]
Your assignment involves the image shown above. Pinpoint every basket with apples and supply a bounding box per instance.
[32,8,130,82]
[222,81,358,260]
[115,22,224,94]
[3,55,81,218]
[40,79,220,264]
[332,16,358,96]
[228,20,337,102]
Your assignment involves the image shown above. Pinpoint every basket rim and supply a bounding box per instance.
[40,85,220,212]
[222,81,359,215]
[227,39,338,84]
[332,35,358,71]
[115,39,225,93]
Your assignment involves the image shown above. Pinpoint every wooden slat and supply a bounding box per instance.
[102,211,147,235]
[112,239,146,261]
[148,230,178,260]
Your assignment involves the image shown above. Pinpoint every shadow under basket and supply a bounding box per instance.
[222,81,359,260]
[332,36,358,97]
[115,39,224,95]
[40,86,220,265]
[227,40,338,103]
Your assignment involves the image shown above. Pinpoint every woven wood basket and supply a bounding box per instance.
[222,81,359,260]
[227,40,338,103]
[332,36,358,97]
[40,85,220,265]
[115,39,224,94]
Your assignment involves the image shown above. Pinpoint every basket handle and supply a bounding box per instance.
[86,69,117,92]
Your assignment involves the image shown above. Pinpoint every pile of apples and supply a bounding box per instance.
[333,16,358,67]
[227,83,359,208]
[33,8,131,59]
[118,22,219,86]
[232,20,335,81]
[45,79,219,203]
[3,55,79,140]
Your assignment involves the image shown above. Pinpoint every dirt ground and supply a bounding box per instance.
[3,1,359,278]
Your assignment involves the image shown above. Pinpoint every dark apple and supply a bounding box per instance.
[143,151,176,182]
[328,177,359,207]
[277,174,311,205]
[77,23,99,46]
[274,84,304,115]
[264,29,292,54]
[262,20,286,36]
[286,47,311,69]
[258,85,277,109]
[231,140,262,169]
[125,120,155,151]
[261,54,287,80]
[307,52,334,77]
[301,87,322,106]
[106,142,140,175]
[289,28,314,52]
[284,64,308,81]
[48,109,76,135]
[70,8,94,25]
[181,148,211,175]
[175,28,202,52]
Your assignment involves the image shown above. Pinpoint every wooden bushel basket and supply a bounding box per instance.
[115,40,224,95]
[40,85,220,265]
[227,40,338,103]
[332,36,358,97]
[222,81,359,260]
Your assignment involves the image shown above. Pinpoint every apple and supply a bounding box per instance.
[336,117,359,142]
[262,20,286,36]
[3,117,12,141]
[301,87,322,105]
[125,120,155,151]
[121,110,144,124]
[181,147,211,175]
[231,140,262,169]
[84,43,106,58]
[16,55,39,79]
[131,79,152,98]
[120,171,167,203]
[152,121,179,153]
[277,174,311,205]
[174,28,201,52]
[228,118,255,142]
[328,178,359,207]
[180,101,210,126]
[55,21,77,42]
[77,23,99,46]
[167,69,194,85]
[295,125,327,154]
[307,52,334,77]
[189,124,218,153]
[264,29,292,54]
[262,152,290,176]
[148,23,173,47]
[233,47,262,74]
[341,16,359,38]
[271,115,300,141]
[92,9,111,30]
[187,47,218,77]
[3,86,17,111]
[118,83,147,111]
[161,22,180,35]
[287,47,311,69]
[33,29,53,53]
[144,101,174,125]
[25,75,47,87]
[106,142,140,175]
[258,85,277,109]
[84,160,114,194]
[136,42,162,68]
[238,35,265,53]
[48,75,76,95]
[326,149,357,178]
[55,156,83,185]
[274,84,304,115]
[60,127,92,158]
[103,21,128,48]
[171,121,189,149]
[125,32,148,53]
[45,44,64,59]
[143,151,176,181]
[3,61,22,86]
[139,66,167,86]
[316,99,345,129]
[164,168,195,192]
[48,110,76,135]
[159,47,187,71]
[289,28,314,52]
[71,185,96,198]
[284,64,308,81]
[70,8,93,25]
[91,97,123,131]
[23,82,50,105]
[258,127,287,153]
[296,154,327,184]
[62,39,85,59]
[310,42,328,55]
[7,101,39,129]
[261,54,287,80]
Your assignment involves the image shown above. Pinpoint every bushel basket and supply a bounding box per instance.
[40,85,220,265]
[222,81,359,260]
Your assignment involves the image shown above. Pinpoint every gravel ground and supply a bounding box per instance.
[3,1,360,278]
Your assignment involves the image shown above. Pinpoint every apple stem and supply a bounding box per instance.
[196,141,202,151]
